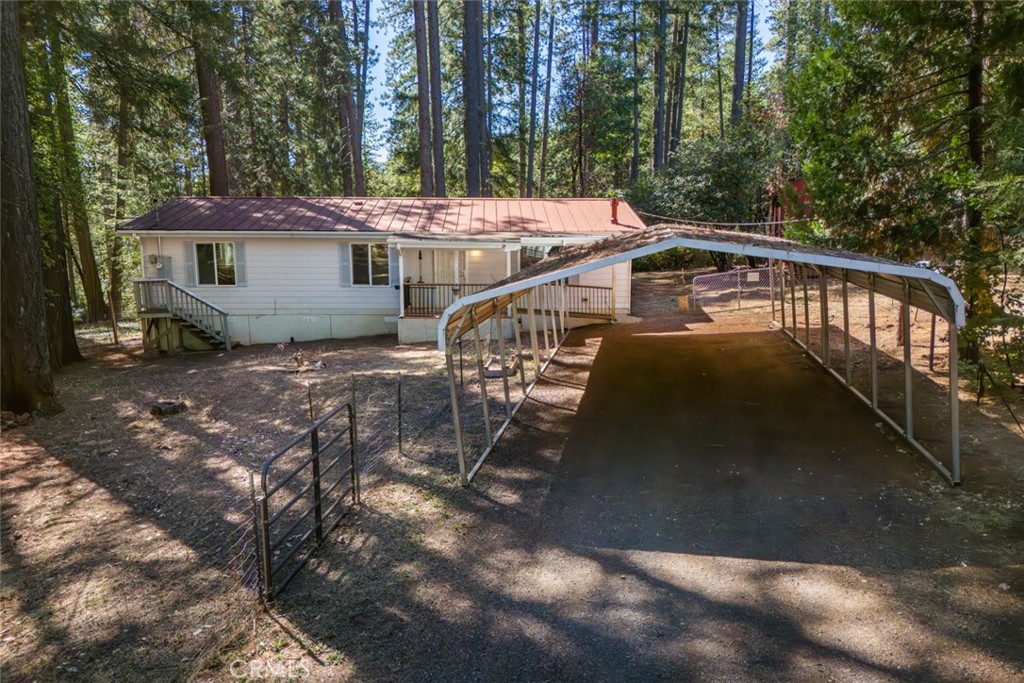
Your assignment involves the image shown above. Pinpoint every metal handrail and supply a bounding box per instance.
[134,278,231,350]
[166,280,229,315]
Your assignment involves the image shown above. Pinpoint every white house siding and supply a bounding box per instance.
[577,261,632,316]
[139,236,399,345]
[465,248,510,284]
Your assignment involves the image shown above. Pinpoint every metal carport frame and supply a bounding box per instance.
[437,224,966,487]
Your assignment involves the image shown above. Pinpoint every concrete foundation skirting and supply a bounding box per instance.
[226,313,398,346]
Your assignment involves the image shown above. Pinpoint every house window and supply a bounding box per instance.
[351,243,389,286]
[196,243,236,285]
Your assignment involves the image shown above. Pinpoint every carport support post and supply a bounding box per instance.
[559,280,567,340]
[538,285,551,359]
[494,300,512,418]
[949,321,960,482]
[790,262,798,339]
[471,310,494,446]
[902,283,914,440]
[778,260,786,330]
[868,275,879,410]
[510,295,528,395]
[929,314,937,372]
[445,344,468,484]
[802,265,810,347]
[769,258,777,323]
[842,273,852,384]
[549,285,560,347]
[818,267,830,367]
[527,289,542,383]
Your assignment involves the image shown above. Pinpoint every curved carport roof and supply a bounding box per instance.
[436,224,966,486]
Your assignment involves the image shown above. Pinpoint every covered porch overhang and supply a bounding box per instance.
[436,224,966,487]
[390,233,622,332]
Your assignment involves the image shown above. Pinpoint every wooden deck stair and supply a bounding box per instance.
[134,279,233,351]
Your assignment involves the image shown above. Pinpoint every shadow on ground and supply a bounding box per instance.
[257,315,1024,683]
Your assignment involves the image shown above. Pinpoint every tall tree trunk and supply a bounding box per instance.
[526,0,542,197]
[356,0,370,133]
[664,21,677,164]
[517,2,527,196]
[350,0,371,194]
[413,0,434,196]
[962,0,987,358]
[538,6,555,197]
[746,0,755,116]
[463,0,485,196]
[30,5,82,368]
[194,48,229,195]
[1,2,60,414]
[671,11,689,153]
[427,0,446,196]
[652,1,667,170]
[277,92,293,194]
[329,0,360,196]
[577,74,586,196]
[731,1,749,126]
[191,5,230,196]
[482,0,493,195]
[239,4,266,195]
[337,1,365,196]
[42,193,82,369]
[966,0,985,203]
[629,0,639,181]
[716,22,725,139]
[110,86,131,320]
[48,8,106,323]
[784,0,796,73]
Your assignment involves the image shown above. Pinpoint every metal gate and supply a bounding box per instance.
[692,267,778,313]
[252,401,358,601]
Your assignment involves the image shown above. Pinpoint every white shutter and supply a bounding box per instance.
[184,241,196,285]
[388,246,400,287]
[339,243,352,286]
[234,242,247,286]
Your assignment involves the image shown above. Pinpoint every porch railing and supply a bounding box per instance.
[403,283,491,317]
[407,282,616,321]
[563,284,615,319]
[134,278,231,350]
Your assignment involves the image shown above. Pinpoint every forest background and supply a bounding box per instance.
[1,0,1022,412]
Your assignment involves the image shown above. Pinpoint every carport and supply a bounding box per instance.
[436,224,966,487]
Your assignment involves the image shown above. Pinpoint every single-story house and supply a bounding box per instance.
[118,197,645,350]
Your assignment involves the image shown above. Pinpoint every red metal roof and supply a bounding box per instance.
[118,197,645,235]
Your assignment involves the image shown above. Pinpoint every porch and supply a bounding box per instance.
[402,281,616,320]
[394,242,625,343]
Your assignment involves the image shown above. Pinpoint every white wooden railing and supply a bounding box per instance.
[134,279,231,350]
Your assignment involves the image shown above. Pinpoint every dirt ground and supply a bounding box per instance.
[1,332,453,682]
[2,271,1023,682]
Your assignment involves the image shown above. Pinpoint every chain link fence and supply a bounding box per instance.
[691,267,779,314]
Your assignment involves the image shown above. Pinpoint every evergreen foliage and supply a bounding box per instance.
[4,0,1023,402]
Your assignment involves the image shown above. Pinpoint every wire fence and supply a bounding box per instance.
[691,267,779,314]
